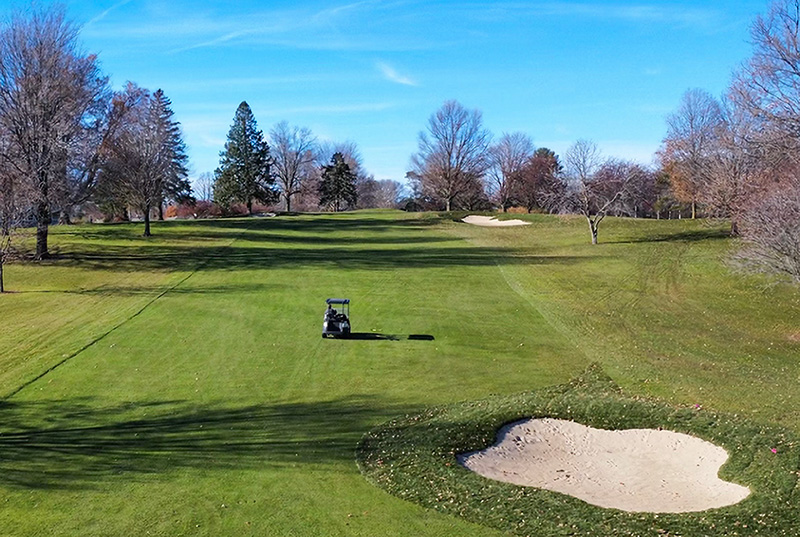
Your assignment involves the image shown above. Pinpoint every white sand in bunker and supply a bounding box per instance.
[458,418,751,513]
[462,215,531,227]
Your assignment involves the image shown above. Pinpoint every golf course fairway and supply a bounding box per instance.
[0,210,798,536]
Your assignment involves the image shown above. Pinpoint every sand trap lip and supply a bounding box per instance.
[458,418,751,513]
[462,215,531,227]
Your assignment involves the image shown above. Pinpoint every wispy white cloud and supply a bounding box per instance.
[84,1,440,53]
[85,0,135,27]
[170,30,258,54]
[376,61,418,86]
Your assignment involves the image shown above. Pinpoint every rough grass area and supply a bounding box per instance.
[358,365,800,537]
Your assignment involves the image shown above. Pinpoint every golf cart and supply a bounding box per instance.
[322,298,351,338]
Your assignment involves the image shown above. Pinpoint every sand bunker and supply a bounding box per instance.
[462,215,531,227]
[458,418,750,513]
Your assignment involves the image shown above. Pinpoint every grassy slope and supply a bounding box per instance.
[452,214,800,429]
[0,211,797,536]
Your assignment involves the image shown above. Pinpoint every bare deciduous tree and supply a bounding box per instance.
[659,88,723,219]
[0,7,109,258]
[270,121,316,212]
[411,100,492,211]
[488,132,534,211]
[737,182,800,282]
[565,140,637,244]
[194,172,215,202]
[732,0,800,152]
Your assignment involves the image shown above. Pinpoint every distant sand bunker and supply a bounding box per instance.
[458,418,750,513]
[462,215,531,227]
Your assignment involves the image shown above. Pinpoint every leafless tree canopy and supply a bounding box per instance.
[270,121,316,212]
[195,172,215,202]
[411,100,492,211]
[734,0,800,144]
[488,132,534,211]
[0,6,109,258]
[564,140,639,244]
[737,182,800,283]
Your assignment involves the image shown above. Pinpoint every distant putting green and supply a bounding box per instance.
[0,210,798,536]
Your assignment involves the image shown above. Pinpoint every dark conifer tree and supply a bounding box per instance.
[214,102,277,214]
[319,152,357,212]
[153,89,192,219]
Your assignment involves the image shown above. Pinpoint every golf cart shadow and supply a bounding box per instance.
[345,333,435,341]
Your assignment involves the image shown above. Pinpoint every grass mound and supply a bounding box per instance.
[357,364,800,536]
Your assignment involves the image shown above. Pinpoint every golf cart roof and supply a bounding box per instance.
[326,298,350,305]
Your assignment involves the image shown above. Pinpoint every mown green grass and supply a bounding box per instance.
[0,210,797,536]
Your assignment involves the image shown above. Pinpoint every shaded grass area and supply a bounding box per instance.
[0,395,409,489]
[358,365,800,537]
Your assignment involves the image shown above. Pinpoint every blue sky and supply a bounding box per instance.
[9,1,768,183]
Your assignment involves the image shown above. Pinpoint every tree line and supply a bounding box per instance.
[659,0,800,283]
[407,99,667,245]
[408,0,800,280]
[0,7,190,275]
[207,101,400,216]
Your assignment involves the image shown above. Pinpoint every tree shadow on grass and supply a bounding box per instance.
[0,396,413,490]
[24,283,284,296]
[47,245,590,274]
[58,215,441,243]
[613,228,731,244]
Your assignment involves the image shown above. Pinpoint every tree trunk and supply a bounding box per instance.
[730,219,739,236]
[588,218,599,245]
[58,210,72,225]
[285,194,291,213]
[247,199,253,215]
[0,257,4,293]
[158,203,164,221]
[35,200,49,260]
[691,200,696,219]
[143,204,152,237]
[446,198,452,212]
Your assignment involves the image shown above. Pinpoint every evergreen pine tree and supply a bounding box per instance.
[153,89,192,217]
[319,152,358,212]
[214,102,277,214]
